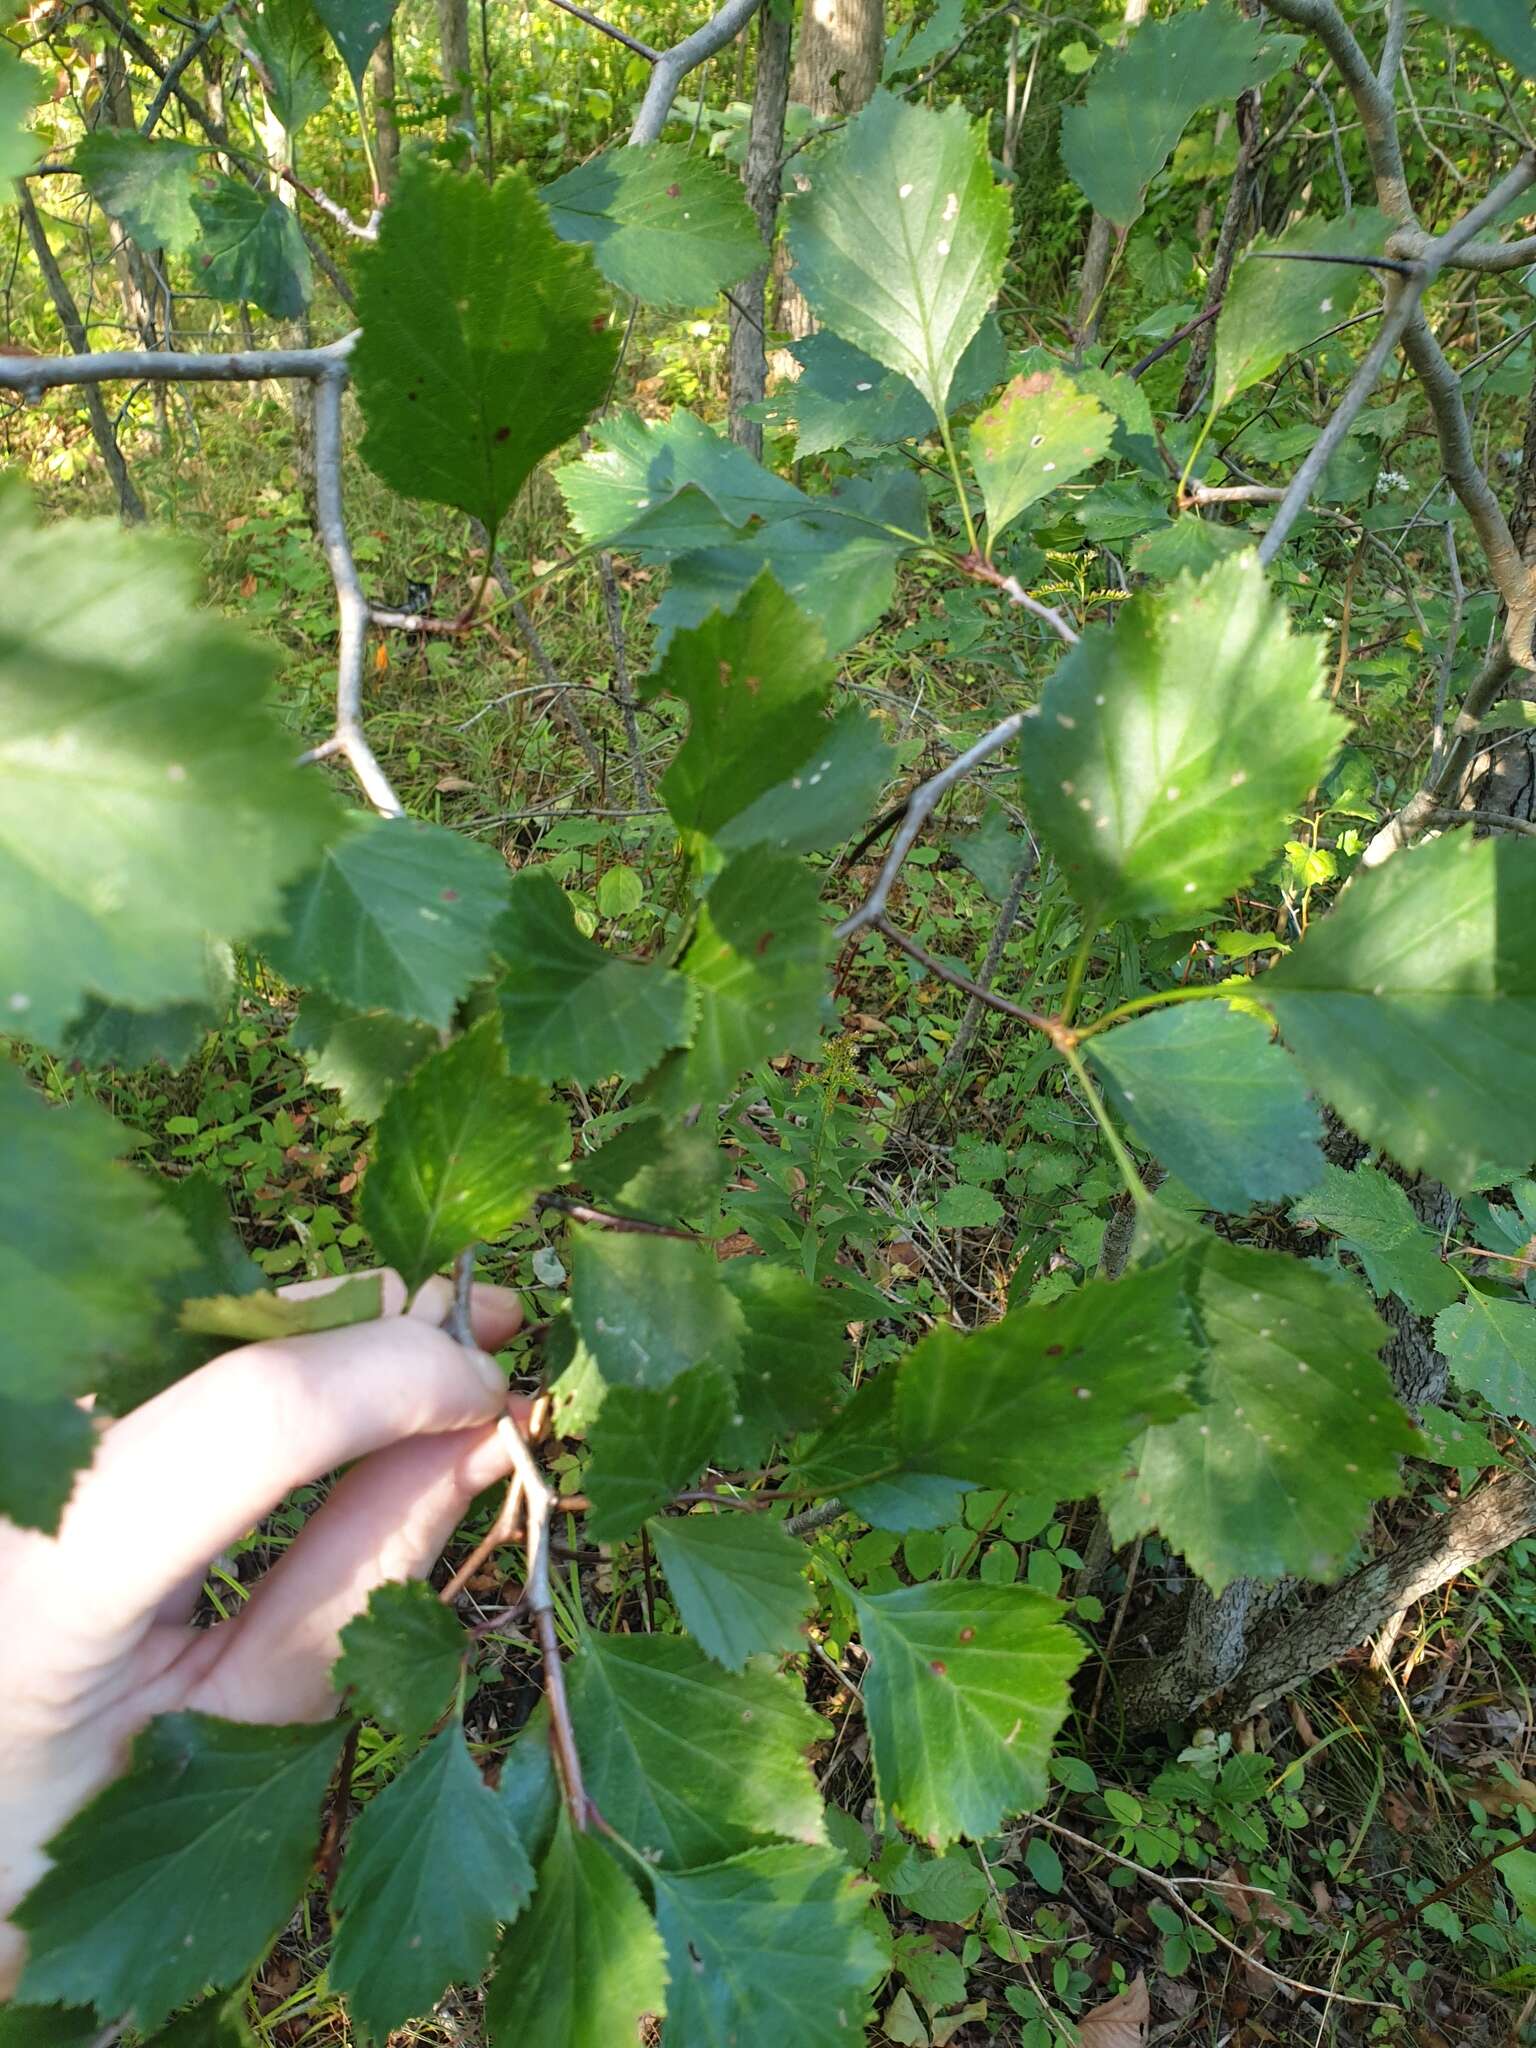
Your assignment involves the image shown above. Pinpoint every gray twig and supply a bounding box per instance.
[630,0,766,145]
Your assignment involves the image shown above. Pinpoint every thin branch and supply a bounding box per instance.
[0,334,356,395]
[786,1498,848,1537]
[872,915,1060,1038]
[541,0,661,60]
[1131,302,1220,382]
[140,0,237,135]
[835,708,1030,937]
[540,1193,702,1239]
[280,168,379,240]
[1429,520,1464,777]
[1362,643,1518,863]
[1259,0,1417,226]
[1248,247,1419,276]
[1426,806,1536,839]
[962,552,1080,643]
[630,0,766,146]
[311,369,404,816]
[1182,481,1286,505]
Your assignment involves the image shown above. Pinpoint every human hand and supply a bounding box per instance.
[0,1271,526,2000]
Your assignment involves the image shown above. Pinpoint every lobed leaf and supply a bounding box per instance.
[1291,1161,1461,1315]
[290,992,435,1121]
[232,0,337,136]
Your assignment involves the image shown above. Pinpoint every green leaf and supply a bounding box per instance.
[951,803,1031,905]
[232,0,337,136]
[567,1632,826,1867]
[1019,554,1340,921]
[578,1112,731,1224]
[1415,1403,1504,1469]
[1106,1238,1415,1589]
[1263,835,1536,1191]
[178,1274,380,1343]
[1212,212,1388,412]
[1416,0,1536,73]
[557,407,804,558]
[0,42,39,182]
[189,176,312,316]
[309,0,400,91]
[0,1395,96,1537]
[933,1183,1004,1227]
[1435,1293,1536,1425]
[542,143,762,304]
[568,1224,742,1391]
[75,130,201,250]
[583,1362,734,1540]
[895,1261,1197,1501]
[884,1850,988,1920]
[853,1582,1084,1844]
[354,156,617,535]
[64,942,233,1073]
[1131,514,1250,580]
[291,992,434,1121]
[138,1996,257,2048]
[642,573,836,840]
[1060,8,1298,227]
[715,704,897,859]
[1087,1002,1325,1213]
[485,1813,668,2048]
[334,1580,469,1743]
[361,1018,568,1291]
[1291,1162,1461,1315]
[0,501,340,1043]
[668,851,832,1105]
[786,91,1009,416]
[265,813,511,1032]
[968,368,1114,544]
[0,2007,105,2048]
[649,1512,811,1670]
[0,1066,192,1414]
[793,1374,971,1533]
[332,1725,533,2041]
[771,318,1007,458]
[494,869,692,1083]
[14,1712,346,2032]
[653,1846,890,2048]
[717,1260,851,1465]
[654,468,924,656]
[885,0,966,78]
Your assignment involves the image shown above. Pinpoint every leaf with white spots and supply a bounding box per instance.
[1212,211,1388,413]
[264,813,511,1033]
[967,369,1115,545]
[565,1633,827,1868]
[14,1713,346,2032]
[785,91,1009,416]
[853,1582,1084,1844]
[309,0,401,93]
[331,1725,534,2042]
[766,318,1006,458]
[0,496,340,1045]
[1262,835,1536,1193]
[541,144,762,305]
[1105,1237,1416,1590]
[653,1846,891,2048]
[895,1260,1198,1500]
[1019,554,1342,922]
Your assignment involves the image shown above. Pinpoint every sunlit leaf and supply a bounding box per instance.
[968,368,1114,544]
[769,318,1006,458]
[1416,0,1536,73]
[787,91,1009,415]
[854,1581,1084,1843]
[568,1224,742,1391]
[566,1632,826,1867]
[1263,834,1536,1191]
[179,1272,382,1343]
[231,0,337,136]
[649,1512,812,1669]
[1212,211,1387,412]
[1435,1292,1536,1424]
[1020,554,1340,921]
[542,144,761,303]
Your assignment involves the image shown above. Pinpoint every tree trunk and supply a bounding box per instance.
[93,42,168,437]
[436,0,477,140]
[728,0,793,456]
[371,30,401,190]
[778,0,884,339]
[1176,85,1262,415]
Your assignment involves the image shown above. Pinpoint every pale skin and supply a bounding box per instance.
[0,1271,528,2003]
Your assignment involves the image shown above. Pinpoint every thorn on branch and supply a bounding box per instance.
[1248,248,1421,277]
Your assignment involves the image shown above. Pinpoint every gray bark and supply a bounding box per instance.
[371,30,401,189]
[778,0,883,339]
[436,0,477,137]
[728,0,792,456]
